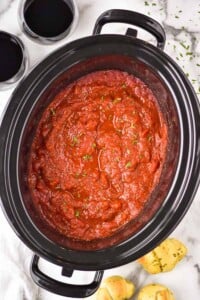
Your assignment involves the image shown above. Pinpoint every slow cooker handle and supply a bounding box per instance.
[93,9,166,50]
[31,255,104,298]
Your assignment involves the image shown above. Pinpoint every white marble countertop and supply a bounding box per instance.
[0,0,200,300]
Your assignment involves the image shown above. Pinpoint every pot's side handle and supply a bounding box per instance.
[92,9,166,50]
[31,255,104,298]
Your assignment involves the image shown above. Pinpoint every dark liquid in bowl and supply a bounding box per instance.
[0,33,23,82]
[24,0,73,37]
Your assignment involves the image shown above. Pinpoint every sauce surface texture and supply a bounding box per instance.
[28,70,167,241]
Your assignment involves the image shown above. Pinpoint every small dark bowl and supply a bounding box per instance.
[0,31,28,90]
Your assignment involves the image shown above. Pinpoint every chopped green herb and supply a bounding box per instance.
[144,1,149,6]
[175,15,179,18]
[116,129,122,135]
[176,57,179,60]
[147,135,153,141]
[159,8,163,11]
[121,83,127,88]
[82,171,87,177]
[71,136,78,146]
[152,3,156,6]
[132,133,138,145]
[180,53,183,57]
[186,52,193,56]
[50,108,56,116]
[55,184,61,190]
[130,122,135,129]
[179,10,182,13]
[196,64,200,67]
[75,171,87,178]
[180,42,189,50]
[125,161,132,168]
[186,73,189,77]
[132,138,138,145]
[113,97,122,104]
[83,154,92,161]
[75,210,80,217]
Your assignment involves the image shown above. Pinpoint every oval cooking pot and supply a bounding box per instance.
[0,10,200,298]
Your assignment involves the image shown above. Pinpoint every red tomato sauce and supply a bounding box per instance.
[28,70,167,241]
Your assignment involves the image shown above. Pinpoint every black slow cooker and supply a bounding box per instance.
[0,10,200,298]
